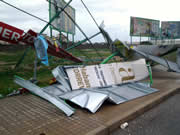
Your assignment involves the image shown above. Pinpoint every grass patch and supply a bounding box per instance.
[0,46,117,96]
[2,45,176,97]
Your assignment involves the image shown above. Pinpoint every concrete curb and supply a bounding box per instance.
[87,88,180,135]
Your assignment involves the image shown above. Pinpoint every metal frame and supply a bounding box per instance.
[49,0,75,46]
[48,0,103,60]
[49,0,76,35]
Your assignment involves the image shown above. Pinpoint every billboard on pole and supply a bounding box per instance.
[130,17,160,37]
[161,21,180,39]
[50,0,75,35]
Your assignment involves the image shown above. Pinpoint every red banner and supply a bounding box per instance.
[0,22,24,43]
[20,30,37,45]
[0,22,82,63]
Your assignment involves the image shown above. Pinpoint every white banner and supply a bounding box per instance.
[66,59,149,90]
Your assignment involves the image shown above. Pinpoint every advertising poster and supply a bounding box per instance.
[50,0,76,35]
[161,21,180,39]
[130,17,160,37]
[66,59,149,90]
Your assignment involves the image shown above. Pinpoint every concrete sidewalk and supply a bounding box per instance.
[0,66,180,135]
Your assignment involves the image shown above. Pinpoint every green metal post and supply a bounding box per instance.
[14,46,31,70]
[67,33,69,48]
[59,31,62,48]
[101,52,119,64]
[66,39,86,51]
[147,63,153,86]
[40,0,73,34]
[14,0,72,70]
[49,0,53,38]
[50,28,53,38]
[66,32,101,51]
[72,34,75,54]
[72,34,74,44]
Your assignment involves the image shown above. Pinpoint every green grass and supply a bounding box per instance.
[2,43,177,98]
[1,44,176,97]
[0,46,116,96]
[0,48,53,96]
[163,51,176,62]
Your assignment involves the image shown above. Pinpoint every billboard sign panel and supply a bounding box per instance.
[66,59,149,90]
[130,17,160,37]
[50,0,75,35]
[161,21,180,39]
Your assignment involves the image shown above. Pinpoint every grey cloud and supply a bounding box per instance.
[0,0,130,42]
[0,1,48,22]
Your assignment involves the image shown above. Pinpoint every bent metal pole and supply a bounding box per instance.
[48,0,104,60]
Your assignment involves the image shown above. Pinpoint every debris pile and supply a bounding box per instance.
[14,59,158,116]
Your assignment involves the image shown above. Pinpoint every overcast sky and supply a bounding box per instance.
[0,0,180,42]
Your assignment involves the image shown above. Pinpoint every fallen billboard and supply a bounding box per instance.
[65,59,149,90]
[15,59,158,116]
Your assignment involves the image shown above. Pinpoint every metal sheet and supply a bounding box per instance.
[59,89,108,113]
[133,48,180,73]
[96,83,158,104]
[99,27,117,53]
[52,66,72,92]
[14,64,158,116]
[177,48,180,68]
[56,82,158,113]
[49,64,158,113]
[14,76,75,116]
[134,45,175,57]
[43,84,65,96]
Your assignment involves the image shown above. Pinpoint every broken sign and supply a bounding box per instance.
[65,59,149,90]
[14,59,158,116]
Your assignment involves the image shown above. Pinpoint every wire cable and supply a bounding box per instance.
[0,0,58,30]
[80,0,99,28]
[47,0,104,61]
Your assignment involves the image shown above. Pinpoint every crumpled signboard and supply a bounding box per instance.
[66,59,149,89]
[14,59,158,116]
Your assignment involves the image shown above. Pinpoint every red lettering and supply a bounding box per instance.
[0,22,24,43]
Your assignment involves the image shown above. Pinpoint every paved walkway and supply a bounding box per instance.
[0,66,180,135]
